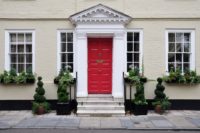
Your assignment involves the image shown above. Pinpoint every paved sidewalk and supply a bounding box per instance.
[0,110,200,130]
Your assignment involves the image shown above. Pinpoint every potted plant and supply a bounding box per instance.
[0,68,36,84]
[152,78,171,114]
[26,68,36,84]
[132,79,148,115]
[56,67,73,115]
[163,67,200,84]
[32,77,50,115]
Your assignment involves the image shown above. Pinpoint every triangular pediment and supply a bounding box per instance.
[69,4,132,25]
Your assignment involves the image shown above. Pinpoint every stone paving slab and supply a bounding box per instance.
[167,116,196,128]
[0,110,200,130]
[100,118,124,129]
[0,122,10,129]
[186,117,200,128]
[151,119,175,128]
[79,117,100,129]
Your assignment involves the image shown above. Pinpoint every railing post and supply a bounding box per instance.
[123,72,126,102]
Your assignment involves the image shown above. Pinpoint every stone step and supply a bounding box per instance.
[87,94,113,98]
[77,110,125,117]
[78,100,124,106]
[77,105,125,110]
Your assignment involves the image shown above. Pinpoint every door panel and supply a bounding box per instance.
[88,38,112,94]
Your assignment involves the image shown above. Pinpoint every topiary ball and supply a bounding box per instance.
[38,76,42,81]
[157,77,163,84]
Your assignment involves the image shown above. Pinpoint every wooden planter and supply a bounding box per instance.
[56,102,71,115]
[133,104,148,115]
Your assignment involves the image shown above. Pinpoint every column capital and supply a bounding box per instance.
[76,32,87,39]
[114,31,125,39]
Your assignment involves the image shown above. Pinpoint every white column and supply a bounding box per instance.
[76,32,88,97]
[112,31,125,98]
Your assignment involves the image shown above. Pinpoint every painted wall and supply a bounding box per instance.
[0,20,200,100]
[0,0,200,19]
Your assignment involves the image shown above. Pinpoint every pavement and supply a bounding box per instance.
[0,110,200,130]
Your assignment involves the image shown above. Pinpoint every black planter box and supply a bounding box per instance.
[56,102,71,115]
[133,104,148,115]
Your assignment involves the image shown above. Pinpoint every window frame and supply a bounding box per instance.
[5,30,35,73]
[165,29,195,74]
[57,30,75,76]
[126,29,143,73]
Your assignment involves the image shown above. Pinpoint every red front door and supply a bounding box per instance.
[88,38,112,94]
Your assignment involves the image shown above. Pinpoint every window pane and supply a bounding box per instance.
[184,63,190,72]
[134,32,139,41]
[127,43,133,51]
[26,54,32,63]
[61,54,66,62]
[169,33,175,42]
[184,43,190,52]
[176,63,182,71]
[168,43,175,52]
[18,33,24,42]
[127,32,133,41]
[61,43,66,52]
[10,33,16,42]
[61,63,67,69]
[134,42,139,52]
[67,53,73,62]
[127,53,133,62]
[26,64,32,71]
[18,64,24,73]
[25,33,32,42]
[10,54,17,63]
[61,33,66,42]
[134,53,139,62]
[67,33,73,42]
[11,45,16,52]
[183,54,190,62]
[176,33,183,43]
[168,53,175,62]
[176,43,182,52]
[127,63,133,71]
[176,54,182,62]
[18,54,24,63]
[67,43,73,52]
[168,63,175,71]
[67,63,73,72]
[18,45,24,53]
[10,64,17,71]
[26,45,32,52]
[184,33,190,42]
[134,63,139,69]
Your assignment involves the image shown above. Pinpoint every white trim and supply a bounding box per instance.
[125,29,143,73]
[4,30,35,73]
[56,30,75,77]
[165,29,195,74]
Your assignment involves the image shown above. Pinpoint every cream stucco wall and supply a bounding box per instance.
[0,0,200,19]
[0,0,200,100]
[0,19,200,100]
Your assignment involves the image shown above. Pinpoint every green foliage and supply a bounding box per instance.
[56,68,73,103]
[32,102,50,114]
[126,68,147,85]
[32,77,50,114]
[34,77,46,103]
[16,72,27,84]
[0,69,35,84]
[54,68,74,85]
[152,78,171,111]
[163,68,200,84]
[133,81,148,105]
